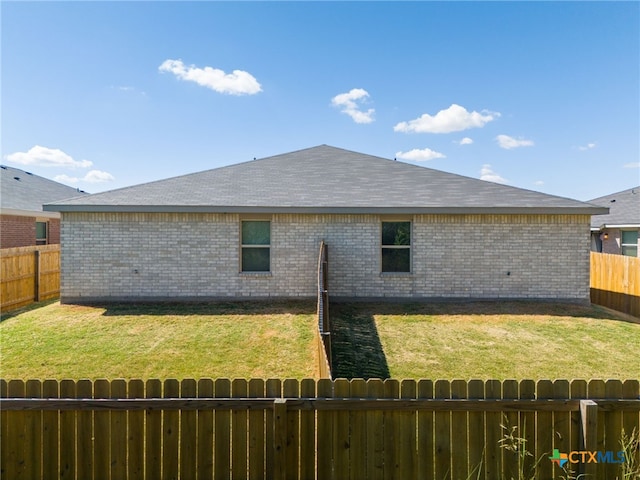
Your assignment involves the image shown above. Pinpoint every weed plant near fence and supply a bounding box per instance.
[2,378,639,479]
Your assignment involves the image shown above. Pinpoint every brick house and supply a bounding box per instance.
[1,165,87,249]
[588,187,640,257]
[45,145,607,304]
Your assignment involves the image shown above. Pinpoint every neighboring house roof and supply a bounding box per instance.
[45,145,608,215]
[588,186,640,229]
[1,165,88,217]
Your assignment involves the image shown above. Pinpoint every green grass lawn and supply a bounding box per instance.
[0,300,318,380]
[3,299,639,381]
[331,302,640,380]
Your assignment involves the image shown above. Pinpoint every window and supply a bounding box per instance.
[381,221,411,272]
[621,230,638,257]
[36,221,48,245]
[241,220,270,272]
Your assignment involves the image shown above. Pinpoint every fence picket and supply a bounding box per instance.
[467,380,485,480]
[605,379,624,480]
[299,378,316,480]
[451,379,468,480]
[232,378,249,480]
[349,379,367,480]
[484,380,501,480]
[536,380,554,479]
[181,379,198,480]
[334,378,351,477]
[198,378,215,480]
[76,379,93,480]
[434,379,451,480]
[0,380,8,479]
[400,379,418,480]
[111,379,127,480]
[622,379,640,449]
[383,378,400,479]
[94,379,110,480]
[552,379,571,475]
[24,379,42,479]
[42,379,59,480]
[214,378,232,480]
[366,379,384,480]
[588,379,606,479]
[128,379,145,480]
[417,379,434,480]
[59,379,76,479]
[247,378,264,480]
[317,378,334,480]
[265,379,281,478]
[519,380,536,478]
[282,378,299,480]
[6,380,25,480]
[501,380,519,480]
[145,379,162,480]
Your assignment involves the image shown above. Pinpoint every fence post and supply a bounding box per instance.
[273,398,288,480]
[34,249,41,302]
[579,399,598,478]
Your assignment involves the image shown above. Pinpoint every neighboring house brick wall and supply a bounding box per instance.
[0,215,61,249]
[48,219,61,245]
[1,214,35,248]
[600,228,640,256]
[60,212,591,302]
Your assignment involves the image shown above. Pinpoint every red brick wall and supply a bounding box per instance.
[0,215,61,248]
[49,219,60,244]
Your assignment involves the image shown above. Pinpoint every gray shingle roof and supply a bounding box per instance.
[1,165,88,213]
[44,145,607,215]
[588,186,640,228]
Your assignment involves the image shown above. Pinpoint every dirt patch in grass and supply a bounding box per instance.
[330,301,640,380]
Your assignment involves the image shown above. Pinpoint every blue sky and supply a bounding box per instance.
[2,1,639,201]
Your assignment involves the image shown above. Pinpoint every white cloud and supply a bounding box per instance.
[393,104,499,134]
[54,170,114,184]
[84,170,115,183]
[496,134,534,150]
[159,59,262,96]
[331,88,375,124]
[534,180,544,186]
[578,143,597,151]
[623,162,640,169]
[395,148,446,162]
[5,146,92,169]
[459,137,474,145]
[480,164,508,184]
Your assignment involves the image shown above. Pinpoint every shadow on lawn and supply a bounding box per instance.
[330,303,391,379]
[98,299,317,317]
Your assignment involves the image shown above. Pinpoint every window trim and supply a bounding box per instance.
[35,221,48,245]
[380,219,412,274]
[621,229,639,257]
[240,219,272,273]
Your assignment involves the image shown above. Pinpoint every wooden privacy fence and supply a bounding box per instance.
[0,245,60,313]
[316,241,331,379]
[2,378,639,480]
[590,252,640,317]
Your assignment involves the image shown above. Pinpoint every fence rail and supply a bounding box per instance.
[590,252,640,317]
[1,378,638,480]
[0,244,60,312]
